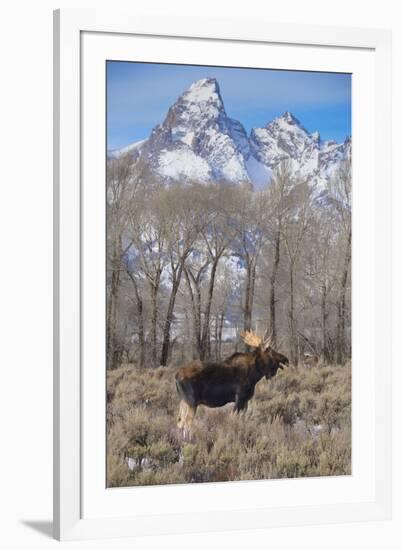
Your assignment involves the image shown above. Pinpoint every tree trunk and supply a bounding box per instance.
[107,237,122,370]
[184,268,201,359]
[321,281,329,363]
[137,298,145,367]
[243,260,256,333]
[206,323,211,359]
[217,312,224,361]
[200,258,219,360]
[214,314,219,361]
[184,310,192,360]
[289,262,297,364]
[160,264,184,367]
[243,265,252,332]
[125,269,145,367]
[336,228,352,364]
[150,284,159,366]
[269,227,281,347]
[195,284,202,358]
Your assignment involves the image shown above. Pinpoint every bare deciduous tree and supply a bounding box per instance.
[328,160,352,363]
[106,154,144,369]
[266,160,293,346]
[184,246,210,359]
[227,186,272,343]
[158,185,206,366]
[125,192,169,366]
[199,186,236,360]
[282,181,313,364]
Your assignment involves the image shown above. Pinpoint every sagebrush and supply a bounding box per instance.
[107,361,351,487]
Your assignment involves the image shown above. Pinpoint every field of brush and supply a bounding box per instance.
[106,361,351,487]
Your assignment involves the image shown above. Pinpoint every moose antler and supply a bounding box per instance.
[240,330,262,348]
[262,329,273,351]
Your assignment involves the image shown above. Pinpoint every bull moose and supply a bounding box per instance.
[175,330,289,437]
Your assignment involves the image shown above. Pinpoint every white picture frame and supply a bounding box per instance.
[53,8,392,541]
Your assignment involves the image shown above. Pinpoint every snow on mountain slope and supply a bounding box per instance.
[245,156,272,189]
[109,138,148,159]
[111,78,350,190]
[319,137,351,181]
[158,147,212,181]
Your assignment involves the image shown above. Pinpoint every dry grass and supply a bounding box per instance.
[106,361,351,487]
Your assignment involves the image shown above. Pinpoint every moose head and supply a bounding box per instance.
[240,330,289,380]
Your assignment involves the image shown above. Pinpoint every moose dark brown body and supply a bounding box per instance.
[175,331,288,436]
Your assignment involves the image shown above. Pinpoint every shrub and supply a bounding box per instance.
[107,362,351,486]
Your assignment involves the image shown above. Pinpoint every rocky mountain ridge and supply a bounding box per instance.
[110,77,351,191]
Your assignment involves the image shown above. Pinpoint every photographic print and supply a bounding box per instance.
[106,62,351,488]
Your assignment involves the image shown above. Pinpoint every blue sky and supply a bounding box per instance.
[107,61,351,151]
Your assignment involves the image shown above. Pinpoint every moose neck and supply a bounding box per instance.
[250,349,266,384]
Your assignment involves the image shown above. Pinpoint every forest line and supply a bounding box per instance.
[106,155,351,370]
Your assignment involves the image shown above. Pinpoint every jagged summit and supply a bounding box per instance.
[281,111,301,125]
[178,77,226,121]
[185,77,222,97]
[111,78,350,190]
[264,111,310,138]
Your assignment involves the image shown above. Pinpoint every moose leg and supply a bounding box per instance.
[233,395,248,414]
[177,400,188,430]
[182,404,197,440]
[177,400,197,439]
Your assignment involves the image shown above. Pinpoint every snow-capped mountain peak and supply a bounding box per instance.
[250,111,314,170]
[183,77,223,106]
[111,79,350,191]
[281,111,302,125]
[138,77,251,183]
